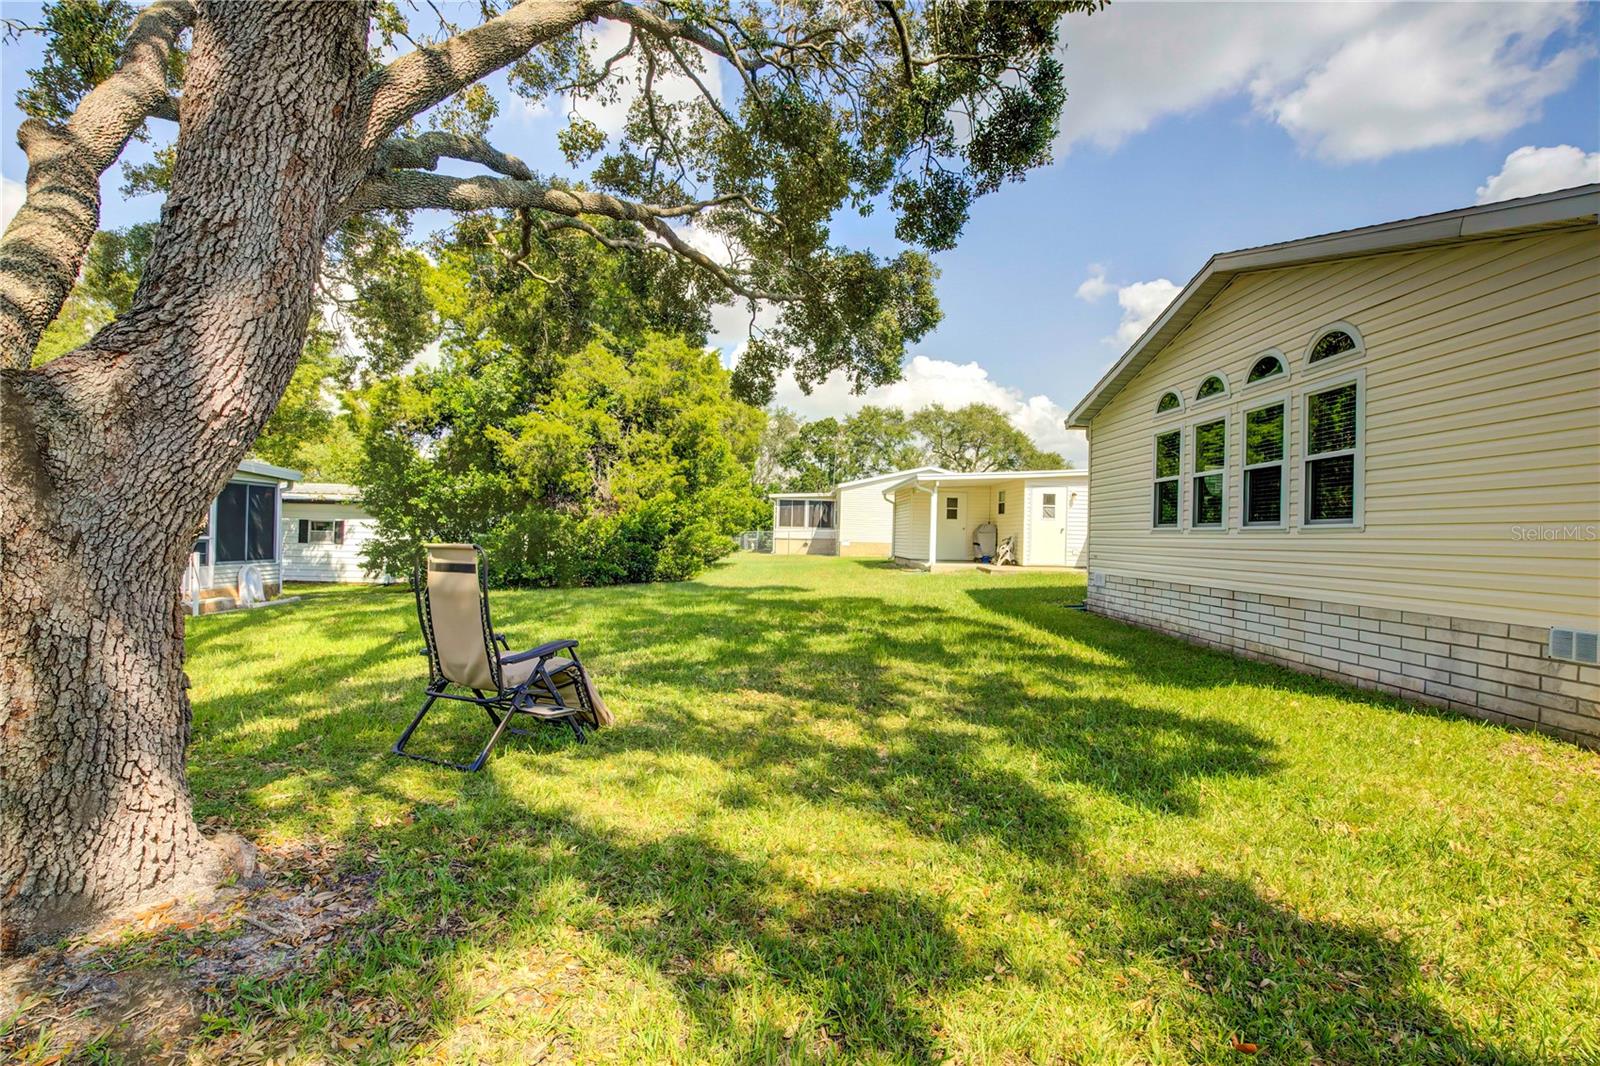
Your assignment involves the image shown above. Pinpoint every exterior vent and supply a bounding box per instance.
[1549,627,1600,665]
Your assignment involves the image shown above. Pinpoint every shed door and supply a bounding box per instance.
[936,492,968,561]
[1027,484,1068,566]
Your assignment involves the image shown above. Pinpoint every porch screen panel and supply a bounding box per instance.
[215,483,249,562]
[246,485,276,561]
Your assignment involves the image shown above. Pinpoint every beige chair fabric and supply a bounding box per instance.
[423,542,614,728]
[426,544,500,691]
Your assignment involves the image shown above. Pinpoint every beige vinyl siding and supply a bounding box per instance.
[1065,481,1089,566]
[991,479,1026,557]
[1086,226,1600,628]
[281,502,385,582]
[837,481,896,556]
[892,486,930,561]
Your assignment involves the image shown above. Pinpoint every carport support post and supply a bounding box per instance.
[927,483,939,569]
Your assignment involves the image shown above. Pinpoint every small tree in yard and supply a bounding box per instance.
[0,0,1091,949]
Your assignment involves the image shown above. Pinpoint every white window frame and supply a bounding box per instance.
[1151,428,1182,531]
[1040,491,1057,520]
[1239,394,1289,531]
[1244,348,1289,389]
[307,519,337,544]
[1189,414,1228,531]
[1193,371,1231,407]
[1154,389,1185,422]
[944,496,959,520]
[1299,369,1365,530]
[807,500,835,529]
[996,489,1006,515]
[1303,320,1364,373]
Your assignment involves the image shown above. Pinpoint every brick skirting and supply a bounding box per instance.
[1087,571,1600,748]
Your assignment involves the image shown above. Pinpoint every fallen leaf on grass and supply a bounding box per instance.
[1230,1036,1259,1054]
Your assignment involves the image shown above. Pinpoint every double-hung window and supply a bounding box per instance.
[1304,379,1360,524]
[1153,430,1181,528]
[997,490,1006,515]
[296,519,345,544]
[1242,402,1286,527]
[1191,417,1226,528]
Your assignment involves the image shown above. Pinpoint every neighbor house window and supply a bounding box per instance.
[997,490,1006,515]
[297,519,344,545]
[1243,403,1285,526]
[945,496,959,520]
[1156,391,1182,414]
[1307,322,1362,365]
[1304,380,1360,524]
[1196,375,1227,401]
[1192,417,1226,528]
[1247,352,1285,383]
[214,482,276,563]
[1153,430,1180,528]
[809,500,835,528]
[1041,492,1057,519]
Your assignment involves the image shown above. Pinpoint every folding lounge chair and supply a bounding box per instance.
[394,543,608,771]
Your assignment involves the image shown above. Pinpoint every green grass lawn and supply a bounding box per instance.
[164,556,1600,1060]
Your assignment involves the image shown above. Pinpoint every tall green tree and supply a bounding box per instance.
[0,0,1093,947]
[909,402,1066,471]
[776,404,922,489]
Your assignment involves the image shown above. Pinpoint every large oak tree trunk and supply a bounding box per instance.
[0,2,371,951]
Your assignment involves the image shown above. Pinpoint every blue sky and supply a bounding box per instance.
[3,2,1597,459]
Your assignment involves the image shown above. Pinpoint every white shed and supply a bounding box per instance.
[884,469,1088,569]
[280,483,388,583]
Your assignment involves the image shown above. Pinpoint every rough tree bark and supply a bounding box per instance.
[0,2,371,951]
[0,0,971,951]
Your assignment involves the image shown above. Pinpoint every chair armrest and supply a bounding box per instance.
[493,632,511,651]
[501,638,578,665]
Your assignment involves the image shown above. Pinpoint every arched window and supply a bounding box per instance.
[1307,322,1363,365]
[1156,391,1182,414]
[1196,374,1227,401]
[1247,351,1286,383]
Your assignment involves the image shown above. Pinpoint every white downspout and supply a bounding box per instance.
[927,482,939,568]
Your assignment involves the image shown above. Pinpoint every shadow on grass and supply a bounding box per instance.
[163,570,1543,1061]
[1096,870,1542,1064]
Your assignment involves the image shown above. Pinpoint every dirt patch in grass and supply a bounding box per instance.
[0,841,375,1064]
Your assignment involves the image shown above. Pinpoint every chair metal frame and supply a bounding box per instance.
[394,546,596,772]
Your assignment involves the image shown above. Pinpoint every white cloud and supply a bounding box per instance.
[1,176,24,231]
[1113,279,1180,346]
[771,354,1088,463]
[1476,144,1600,204]
[1055,264,1184,347]
[1074,263,1113,303]
[1057,2,1589,161]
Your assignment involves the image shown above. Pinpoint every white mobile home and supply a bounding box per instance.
[280,482,387,583]
[186,458,301,612]
[1067,185,1600,747]
[770,466,949,557]
[884,469,1088,568]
